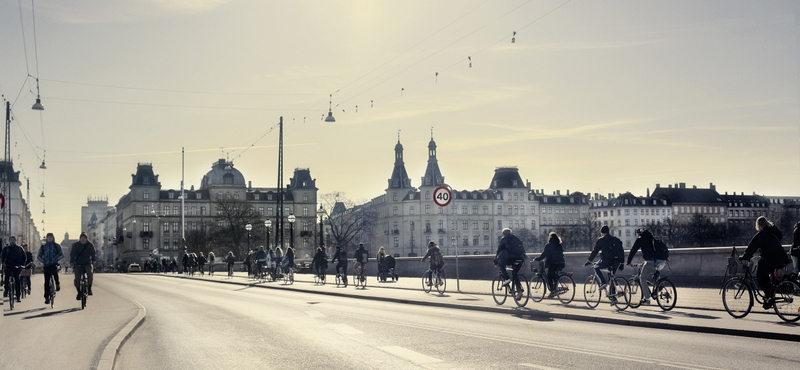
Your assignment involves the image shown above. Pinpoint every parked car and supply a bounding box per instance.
[128,263,141,272]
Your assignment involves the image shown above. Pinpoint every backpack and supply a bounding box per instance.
[605,237,625,264]
[432,249,444,266]
[653,238,669,260]
[506,235,526,259]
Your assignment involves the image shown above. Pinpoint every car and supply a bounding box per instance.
[128,263,141,272]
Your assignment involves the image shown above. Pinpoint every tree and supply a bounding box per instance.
[575,212,600,251]
[320,192,378,254]
[515,228,541,253]
[185,226,212,256]
[209,194,261,258]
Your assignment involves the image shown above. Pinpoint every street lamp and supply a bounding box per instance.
[287,214,296,250]
[317,205,325,253]
[264,219,272,249]
[245,223,252,252]
[451,236,455,257]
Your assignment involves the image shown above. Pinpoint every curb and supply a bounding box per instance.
[156,274,800,342]
[96,299,147,370]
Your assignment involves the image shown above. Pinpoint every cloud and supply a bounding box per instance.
[41,0,234,23]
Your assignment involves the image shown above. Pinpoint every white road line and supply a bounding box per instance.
[520,363,565,370]
[378,346,442,364]
[325,323,363,335]
[305,310,325,318]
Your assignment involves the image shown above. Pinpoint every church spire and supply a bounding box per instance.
[421,129,445,187]
[388,132,412,189]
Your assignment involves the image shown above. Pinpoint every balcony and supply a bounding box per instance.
[300,231,313,237]
[437,228,446,234]
[424,228,432,233]
[392,229,400,234]
[139,231,154,238]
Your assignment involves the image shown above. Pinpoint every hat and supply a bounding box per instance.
[9,235,16,240]
[46,232,54,238]
[601,225,609,234]
[80,231,88,238]
[428,241,436,247]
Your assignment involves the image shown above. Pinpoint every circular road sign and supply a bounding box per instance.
[0,193,4,209]
[433,186,452,207]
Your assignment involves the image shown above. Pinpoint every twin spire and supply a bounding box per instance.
[388,129,444,189]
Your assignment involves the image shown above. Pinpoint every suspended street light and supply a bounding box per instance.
[325,94,336,122]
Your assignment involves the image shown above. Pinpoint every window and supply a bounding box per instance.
[393,237,399,247]
[303,207,308,216]
[462,221,468,230]
[143,205,150,215]
[258,207,265,216]
[425,191,430,200]
[473,236,480,246]
[625,209,630,215]
[173,206,179,214]
[472,206,478,214]
[172,222,179,232]
[531,220,536,229]
[196,193,201,199]
[483,221,489,230]
[508,206,512,214]
[393,193,398,201]
[200,206,206,216]
[163,239,170,249]
[462,206,467,214]
[143,222,151,232]
[410,206,415,215]
[303,193,308,202]
[531,206,536,214]
[425,205,431,214]
[143,190,149,199]
[483,206,488,214]
[438,220,444,230]
[393,206,398,216]
[223,173,234,184]
[514,206,519,215]
[410,221,415,231]
[497,220,502,230]
[169,192,175,199]
[497,205,502,214]
[473,221,478,230]
[393,221,399,231]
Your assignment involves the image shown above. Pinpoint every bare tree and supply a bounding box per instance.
[574,212,599,251]
[320,192,378,254]
[210,194,262,258]
[514,228,541,253]
[185,227,212,256]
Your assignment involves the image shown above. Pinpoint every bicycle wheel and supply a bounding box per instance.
[361,271,366,288]
[628,278,643,308]
[491,275,508,305]
[21,280,27,299]
[722,277,753,318]
[320,271,326,285]
[436,272,447,295]
[611,277,630,311]
[8,279,15,310]
[314,273,320,284]
[283,270,289,285]
[422,271,432,293]
[654,279,677,311]
[773,280,800,322]
[49,277,56,308]
[583,275,601,308]
[336,274,342,287]
[80,278,87,310]
[556,274,576,305]
[529,275,546,303]
[513,274,530,307]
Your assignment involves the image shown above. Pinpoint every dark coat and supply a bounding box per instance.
[627,230,655,264]
[70,241,96,265]
[534,242,565,267]
[743,226,790,268]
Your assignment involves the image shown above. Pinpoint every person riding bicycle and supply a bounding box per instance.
[283,247,296,274]
[354,243,369,281]
[38,232,64,304]
[20,243,34,295]
[741,216,791,310]
[534,232,565,297]
[225,251,235,276]
[626,228,658,305]
[494,228,526,287]
[791,220,800,273]
[421,241,444,286]
[255,247,267,278]
[312,247,328,278]
[584,225,624,294]
[274,247,284,275]
[207,251,216,276]
[331,245,348,286]
[376,246,388,275]
[70,232,97,300]
[1,235,26,302]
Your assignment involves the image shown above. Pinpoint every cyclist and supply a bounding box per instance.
[181,249,189,274]
[244,249,253,278]
[626,228,657,305]
[283,246,296,275]
[584,225,624,294]
[741,216,791,309]
[225,251,235,276]
[534,232,565,297]
[312,247,328,279]
[21,243,34,295]
[255,246,267,278]
[70,232,97,300]
[791,220,800,273]
[420,241,444,286]
[494,228,526,286]
[354,243,369,282]
[207,252,216,276]
[197,252,207,276]
[274,246,284,275]
[1,235,26,302]
[331,245,348,286]
[38,232,64,304]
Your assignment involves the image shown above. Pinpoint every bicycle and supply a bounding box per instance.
[491,260,529,307]
[529,261,575,305]
[78,267,90,310]
[6,266,19,310]
[354,262,367,289]
[628,262,677,311]
[47,272,57,308]
[721,252,800,322]
[313,265,327,285]
[282,264,295,285]
[421,266,446,294]
[583,262,630,311]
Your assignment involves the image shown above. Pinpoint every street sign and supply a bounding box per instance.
[433,186,452,207]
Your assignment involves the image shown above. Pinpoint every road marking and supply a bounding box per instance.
[520,364,565,370]
[379,346,442,364]
[325,323,363,335]
[305,310,326,318]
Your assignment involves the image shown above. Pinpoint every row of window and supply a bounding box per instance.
[141,190,311,202]
[596,208,670,218]
[541,206,586,214]
[674,206,724,215]
[390,235,493,248]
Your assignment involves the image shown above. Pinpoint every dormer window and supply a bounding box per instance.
[143,177,150,185]
[223,173,234,185]
[512,180,518,186]
[143,190,150,199]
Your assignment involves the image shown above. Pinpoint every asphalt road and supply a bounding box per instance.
[109,274,799,370]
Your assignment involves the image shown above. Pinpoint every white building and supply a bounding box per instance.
[0,160,41,247]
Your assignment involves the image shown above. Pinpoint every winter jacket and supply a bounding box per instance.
[627,230,655,264]
[743,226,790,268]
[332,249,348,264]
[70,241,96,265]
[534,242,565,267]
[1,244,26,267]
[37,242,64,266]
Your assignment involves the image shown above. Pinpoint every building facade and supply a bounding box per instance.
[114,160,318,264]
[0,160,41,247]
[590,192,672,248]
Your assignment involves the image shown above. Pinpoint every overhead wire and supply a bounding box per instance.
[41,78,324,96]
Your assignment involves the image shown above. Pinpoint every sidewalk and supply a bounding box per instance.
[153,270,800,341]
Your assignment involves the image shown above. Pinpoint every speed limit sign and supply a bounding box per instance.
[433,186,452,207]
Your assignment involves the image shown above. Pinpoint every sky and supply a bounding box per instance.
[0,0,797,237]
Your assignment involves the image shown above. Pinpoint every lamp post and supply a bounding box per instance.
[287,214,296,251]
[264,219,272,250]
[245,223,252,252]
[317,205,325,254]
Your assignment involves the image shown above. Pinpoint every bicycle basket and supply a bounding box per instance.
[20,269,32,277]
[726,257,739,276]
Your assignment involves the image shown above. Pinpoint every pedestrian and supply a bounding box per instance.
[208,251,216,276]
[70,232,97,300]
[37,232,64,304]
[244,249,253,277]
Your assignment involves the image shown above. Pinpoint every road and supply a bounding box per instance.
[103,274,798,370]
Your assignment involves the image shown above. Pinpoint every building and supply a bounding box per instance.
[114,160,318,264]
[722,192,770,230]
[364,135,541,257]
[538,190,591,250]
[651,183,727,225]
[590,192,672,248]
[0,160,41,247]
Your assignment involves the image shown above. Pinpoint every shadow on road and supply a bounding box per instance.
[512,312,555,322]
[663,311,720,320]
[618,310,671,320]
[22,307,82,319]
[4,307,47,316]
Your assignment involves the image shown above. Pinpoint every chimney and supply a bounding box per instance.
[567,189,570,196]
[680,183,686,189]
[710,182,715,191]
[248,181,252,190]
[692,185,697,189]
[646,188,650,197]
[655,183,660,188]
[668,184,672,188]
[556,190,561,196]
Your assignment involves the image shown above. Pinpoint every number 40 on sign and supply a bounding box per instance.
[433,186,452,207]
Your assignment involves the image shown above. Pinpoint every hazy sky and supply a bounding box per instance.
[0,0,797,237]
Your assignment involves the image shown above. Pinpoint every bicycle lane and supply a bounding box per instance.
[154,272,800,342]
[1,273,142,370]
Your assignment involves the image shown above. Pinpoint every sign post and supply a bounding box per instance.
[433,186,460,292]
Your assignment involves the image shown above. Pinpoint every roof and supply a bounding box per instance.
[489,167,526,189]
[651,187,725,204]
[130,163,160,187]
[200,159,245,188]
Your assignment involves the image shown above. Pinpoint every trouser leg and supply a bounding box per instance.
[641,261,653,299]
[757,263,775,299]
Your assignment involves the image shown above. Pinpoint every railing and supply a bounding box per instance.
[437,228,446,233]
[392,229,399,234]
[139,231,154,238]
